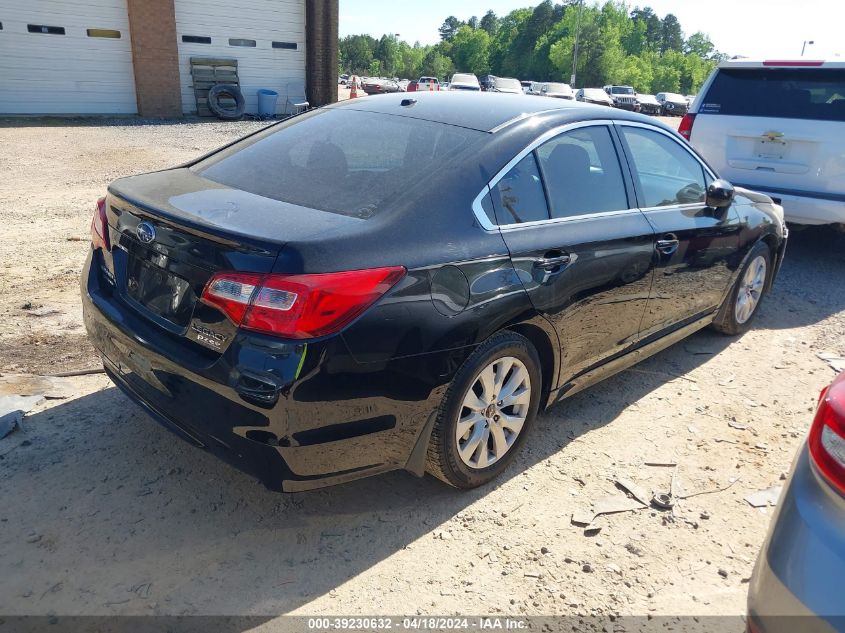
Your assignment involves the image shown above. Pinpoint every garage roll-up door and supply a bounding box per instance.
[174,0,305,115]
[0,0,137,114]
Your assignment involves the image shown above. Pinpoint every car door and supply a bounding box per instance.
[615,122,742,338]
[483,122,656,384]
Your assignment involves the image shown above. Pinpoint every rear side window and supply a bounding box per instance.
[491,154,549,224]
[701,68,845,121]
[535,126,629,219]
[195,110,481,217]
[620,127,706,208]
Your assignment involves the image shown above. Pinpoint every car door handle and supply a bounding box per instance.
[656,235,679,256]
[533,253,571,271]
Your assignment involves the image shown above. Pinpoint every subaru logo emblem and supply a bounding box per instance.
[136,221,156,244]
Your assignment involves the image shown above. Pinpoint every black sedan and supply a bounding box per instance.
[82,93,787,491]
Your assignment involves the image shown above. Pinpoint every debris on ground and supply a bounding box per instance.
[615,477,651,506]
[651,493,674,510]
[744,486,784,508]
[0,394,45,439]
[817,352,845,373]
[24,306,61,318]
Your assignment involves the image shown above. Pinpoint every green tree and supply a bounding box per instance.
[660,14,684,53]
[449,26,491,75]
[340,0,723,95]
[439,16,464,41]
[479,10,499,36]
[421,50,454,79]
[375,34,402,76]
[631,7,662,52]
[684,31,715,58]
[339,35,375,75]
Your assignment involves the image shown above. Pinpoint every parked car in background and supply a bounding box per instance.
[603,85,640,111]
[576,88,614,106]
[82,92,786,493]
[416,77,441,92]
[449,73,481,91]
[684,58,845,227]
[441,82,451,91]
[398,79,410,91]
[656,92,689,116]
[479,75,497,91]
[490,77,523,94]
[541,82,574,100]
[636,93,661,115]
[338,74,349,86]
[361,78,402,95]
[747,370,845,631]
[520,80,534,94]
[406,80,419,92]
[685,94,697,107]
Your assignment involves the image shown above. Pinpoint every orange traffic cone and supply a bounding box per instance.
[349,76,359,99]
[429,81,434,92]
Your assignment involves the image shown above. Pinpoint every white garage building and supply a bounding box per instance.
[0,0,337,117]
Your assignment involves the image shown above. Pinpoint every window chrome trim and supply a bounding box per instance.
[612,120,719,182]
[472,186,497,231]
[472,119,625,231]
[499,208,643,232]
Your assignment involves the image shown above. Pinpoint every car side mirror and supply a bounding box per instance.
[706,179,735,209]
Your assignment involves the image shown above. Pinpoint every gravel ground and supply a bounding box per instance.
[1,116,843,622]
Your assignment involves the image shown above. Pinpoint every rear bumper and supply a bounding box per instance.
[81,251,444,491]
[748,445,845,631]
[735,187,845,226]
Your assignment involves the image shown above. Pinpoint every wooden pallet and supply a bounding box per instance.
[190,57,240,117]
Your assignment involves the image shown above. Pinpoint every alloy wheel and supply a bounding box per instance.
[735,255,767,324]
[455,356,531,469]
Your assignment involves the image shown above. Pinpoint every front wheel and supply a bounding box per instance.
[426,331,542,489]
[711,242,771,335]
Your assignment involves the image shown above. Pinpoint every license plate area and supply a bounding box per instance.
[754,138,788,160]
[126,255,196,328]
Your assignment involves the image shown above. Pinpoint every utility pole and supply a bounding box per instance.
[571,0,584,86]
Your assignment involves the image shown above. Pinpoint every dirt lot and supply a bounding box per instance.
[1,116,844,621]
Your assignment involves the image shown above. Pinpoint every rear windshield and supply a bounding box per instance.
[194,109,482,217]
[701,68,845,121]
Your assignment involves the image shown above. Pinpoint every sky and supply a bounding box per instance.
[340,0,844,59]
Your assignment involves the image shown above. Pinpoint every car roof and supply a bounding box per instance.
[327,91,669,133]
[718,58,845,69]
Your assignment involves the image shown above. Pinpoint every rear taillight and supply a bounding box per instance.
[201,266,406,340]
[808,378,845,496]
[90,196,110,251]
[678,113,696,141]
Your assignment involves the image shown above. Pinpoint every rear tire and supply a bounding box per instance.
[711,242,771,335]
[426,331,542,489]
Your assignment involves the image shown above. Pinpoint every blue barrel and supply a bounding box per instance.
[257,89,279,116]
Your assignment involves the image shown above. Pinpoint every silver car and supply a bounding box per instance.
[748,370,845,632]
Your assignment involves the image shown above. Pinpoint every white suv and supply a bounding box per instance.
[682,59,845,226]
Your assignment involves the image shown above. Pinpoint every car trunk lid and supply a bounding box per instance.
[103,168,358,353]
